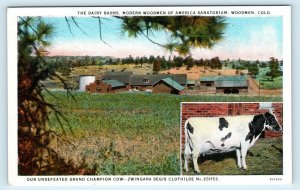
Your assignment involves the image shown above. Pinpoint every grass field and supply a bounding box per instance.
[256,67,283,89]
[45,91,282,175]
[183,137,283,175]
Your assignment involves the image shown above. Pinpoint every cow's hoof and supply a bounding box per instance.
[194,171,201,175]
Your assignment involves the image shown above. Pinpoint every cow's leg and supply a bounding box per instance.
[240,145,248,170]
[192,150,201,174]
[184,154,189,172]
[236,149,242,169]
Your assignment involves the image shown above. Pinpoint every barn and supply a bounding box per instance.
[85,78,128,93]
[200,75,248,94]
[129,74,187,91]
[199,76,215,88]
[152,78,185,95]
[129,75,153,91]
[102,71,133,85]
[85,72,187,94]
[215,80,248,94]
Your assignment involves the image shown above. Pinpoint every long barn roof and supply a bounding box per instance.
[102,71,133,84]
[130,74,187,86]
[200,75,247,82]
[215,80,248,88]
[201,75,248,88]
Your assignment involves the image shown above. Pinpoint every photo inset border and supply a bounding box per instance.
[180,102,283,175]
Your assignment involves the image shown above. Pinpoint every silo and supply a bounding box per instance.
[79,75,95,91]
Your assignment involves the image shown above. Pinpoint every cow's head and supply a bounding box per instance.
[264,112,282,131]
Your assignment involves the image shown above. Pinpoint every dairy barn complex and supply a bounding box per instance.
[68,71,260,95]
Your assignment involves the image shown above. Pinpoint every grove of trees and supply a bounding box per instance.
[227,58,282,78]
[46,54,224,75]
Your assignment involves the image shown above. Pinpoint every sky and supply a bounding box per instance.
[44,16,283,61]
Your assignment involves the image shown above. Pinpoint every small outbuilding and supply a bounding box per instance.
[86,79,128,93]
[152,78,185,95]
[187,80,196,90]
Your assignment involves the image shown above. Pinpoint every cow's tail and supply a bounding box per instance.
[184,119,192,172]
[184,119,192,155]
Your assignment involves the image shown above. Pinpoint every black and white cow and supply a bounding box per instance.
[184,112,282,174]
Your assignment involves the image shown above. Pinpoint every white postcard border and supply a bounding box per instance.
[7,6,292,185]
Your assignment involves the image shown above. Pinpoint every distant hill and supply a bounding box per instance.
[161,66,248,80]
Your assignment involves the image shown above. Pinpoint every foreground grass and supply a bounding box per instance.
[183,137,283,175]
[45,92,282,175]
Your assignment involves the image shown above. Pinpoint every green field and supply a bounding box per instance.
[256,67,283,89]
[45,91,282,175]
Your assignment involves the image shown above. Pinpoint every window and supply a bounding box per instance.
[232,89,239,94]
[224,88,239,94]
[224,89,231,94]
[143,79,150,83]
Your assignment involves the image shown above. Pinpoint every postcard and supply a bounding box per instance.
[7,6,291,185]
